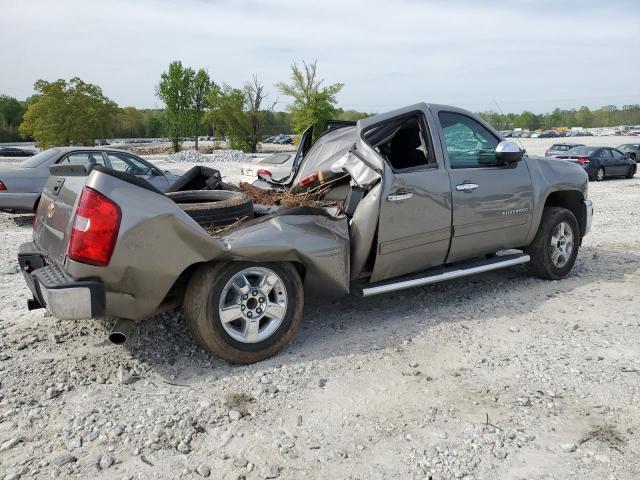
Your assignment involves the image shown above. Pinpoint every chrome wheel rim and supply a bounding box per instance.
[597,168,604,181]
[550,221,574,268]
[218,267,287,343]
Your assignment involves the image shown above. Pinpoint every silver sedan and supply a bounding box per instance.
[0,147,181,212]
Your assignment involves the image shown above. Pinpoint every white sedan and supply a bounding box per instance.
[239,153,294,182]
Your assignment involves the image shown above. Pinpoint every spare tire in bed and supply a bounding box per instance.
[167,190,253,225]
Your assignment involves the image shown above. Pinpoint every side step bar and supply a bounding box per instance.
[356,253,530,297]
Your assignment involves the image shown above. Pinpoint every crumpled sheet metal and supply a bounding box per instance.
[218,211,351,296]
[331,151,381,189]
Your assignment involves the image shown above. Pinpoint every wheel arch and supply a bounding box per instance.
[160,259,309,313]
[543,190,588,238]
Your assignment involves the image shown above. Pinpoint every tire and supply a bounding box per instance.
[524,207,581,280]
[626,165,636,179]
[595,167,605,181]
[183,262,304,364]
[167,190,253,225]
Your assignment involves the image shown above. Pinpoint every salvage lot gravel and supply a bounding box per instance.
[0,166,639,479]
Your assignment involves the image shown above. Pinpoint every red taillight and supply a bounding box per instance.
[67,187,121,267]
[0,181,6,191]
[297,171,319,188]
[577,157,590,165]
[257,169,272,178]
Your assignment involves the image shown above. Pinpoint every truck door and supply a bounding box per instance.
[356,105,453,282]
[433,108,533,262]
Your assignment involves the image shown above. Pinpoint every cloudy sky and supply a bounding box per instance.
[1,0,638,114]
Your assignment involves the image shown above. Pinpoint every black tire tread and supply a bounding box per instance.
[626,165,636,179]
[167,190,253,225]
[183,262,304,364]
[524,207,580,280]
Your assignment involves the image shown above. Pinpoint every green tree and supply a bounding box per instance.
[19,77,118,148]
[118,106,145,138]
[144,111,165,137]
[337,109,371,122]
[575,106,593,128]
[207,75,275,153]
[276,60,343,139]
[191,69,211,151]
[0,95,26,141]
[517,111,540,130]
[156,61,196,152]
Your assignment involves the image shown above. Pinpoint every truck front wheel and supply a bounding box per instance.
[524,207,581,280]
[183,262,304,364]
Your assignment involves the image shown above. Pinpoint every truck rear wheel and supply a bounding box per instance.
[183,262,304,364]
[524,207,580,280]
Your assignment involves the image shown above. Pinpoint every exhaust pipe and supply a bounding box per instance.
[109,319,135,345]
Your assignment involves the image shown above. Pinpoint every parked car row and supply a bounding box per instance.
[502,130,594,138]
[263,134,294,145]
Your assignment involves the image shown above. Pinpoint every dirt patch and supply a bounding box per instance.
[224,392,255,416]
[238,181,341,209]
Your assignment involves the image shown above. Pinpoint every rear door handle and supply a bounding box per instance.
[456,183,479,192]
[387,192,413,202]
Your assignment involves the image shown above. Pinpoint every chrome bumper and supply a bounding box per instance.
[583,199,593,235]
[18,242,105,320]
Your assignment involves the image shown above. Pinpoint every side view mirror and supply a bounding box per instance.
[496,141,524,165]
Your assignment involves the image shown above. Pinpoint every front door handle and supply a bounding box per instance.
[387,192,413,202]
[456,183,479,192]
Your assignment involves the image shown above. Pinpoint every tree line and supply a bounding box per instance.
[3,63,639,150]
[478,105,640,131]
[10,60,370,152]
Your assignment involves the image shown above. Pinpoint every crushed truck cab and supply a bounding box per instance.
[20,102,593,364]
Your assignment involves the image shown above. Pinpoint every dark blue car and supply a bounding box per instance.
[556,146,636,181]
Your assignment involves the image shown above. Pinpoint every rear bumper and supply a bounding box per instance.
[0,192,39,212]
[18,242,105,319]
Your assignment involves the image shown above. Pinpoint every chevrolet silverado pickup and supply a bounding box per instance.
[18,103,593,364]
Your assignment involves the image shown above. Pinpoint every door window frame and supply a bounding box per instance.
[437,110,509,171]
[105,151,160,176]
[56,150,107,166]
[361,110,440,174]
[610,149,625,160]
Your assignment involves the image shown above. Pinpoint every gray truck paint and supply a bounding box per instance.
[25,102,591,322]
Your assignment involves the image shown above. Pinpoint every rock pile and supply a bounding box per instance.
[166,149,252,163]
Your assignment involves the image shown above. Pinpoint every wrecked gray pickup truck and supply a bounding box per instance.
[19,103,593,363]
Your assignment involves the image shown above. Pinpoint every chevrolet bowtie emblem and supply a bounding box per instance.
[46,203,55,218]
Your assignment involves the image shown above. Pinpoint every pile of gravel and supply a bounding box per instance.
[166,150,253,163]
[208,150,254,163]
[166,150,210,163]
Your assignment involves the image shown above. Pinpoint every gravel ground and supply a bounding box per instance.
[0,165,639,479]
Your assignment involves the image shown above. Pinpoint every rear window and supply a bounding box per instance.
[259,153,291,165]
[20,148,60,168]
[550,144,572,151]
[567,146,597,156]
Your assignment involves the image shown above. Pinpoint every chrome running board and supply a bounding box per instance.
[356,253,530,297]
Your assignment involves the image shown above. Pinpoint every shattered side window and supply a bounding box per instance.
[439,112,499,168]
